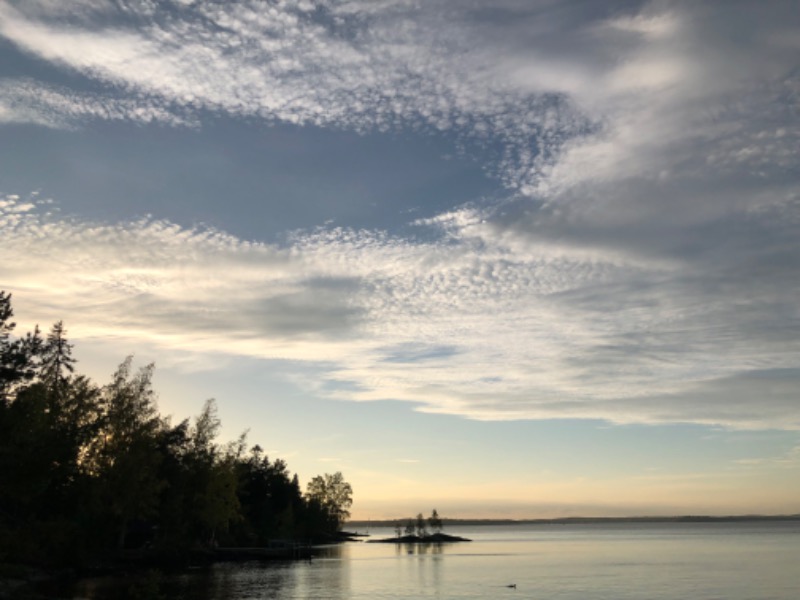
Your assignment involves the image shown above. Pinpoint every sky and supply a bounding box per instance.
[1,0,799,520]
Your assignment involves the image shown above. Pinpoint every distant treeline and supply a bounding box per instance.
[350,514,800,528]
[0,291,352,568]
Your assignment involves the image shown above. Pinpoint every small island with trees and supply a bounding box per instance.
[368,510,471,543]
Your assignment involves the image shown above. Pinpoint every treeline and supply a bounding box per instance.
[0,291,352,568]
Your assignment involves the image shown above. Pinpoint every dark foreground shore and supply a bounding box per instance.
[0,533,366,599]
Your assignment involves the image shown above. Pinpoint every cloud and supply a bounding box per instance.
[0,78,195,128]
[1,1,798,430]
[734,444,800,469]
[505,3,800,209]
[1,2,797,199]
[0,0,589,184]
[2,192,799,430]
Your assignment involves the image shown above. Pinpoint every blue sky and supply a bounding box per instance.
[1,0,799,519]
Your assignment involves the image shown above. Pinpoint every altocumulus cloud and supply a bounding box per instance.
[0,78,196,129]
[0,0,588,178]
[3,189,799,429]
[1,1,799,429]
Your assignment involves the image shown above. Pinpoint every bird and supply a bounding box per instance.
[506,584,517,589]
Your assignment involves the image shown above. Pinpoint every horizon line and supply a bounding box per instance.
[347,513,800,526]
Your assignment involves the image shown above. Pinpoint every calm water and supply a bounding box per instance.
[50,521,800,599]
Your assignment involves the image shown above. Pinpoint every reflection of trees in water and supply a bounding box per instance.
[395,542,444,556]
[294,554,349,599]
[169,563,293,600]
[51,563,274,600]
[394,542,444,595]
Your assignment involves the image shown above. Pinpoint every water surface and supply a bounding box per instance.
[52,521,800,599]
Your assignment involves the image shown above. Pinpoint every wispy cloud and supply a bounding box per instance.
[1,1,797,197]
[1,1,798,430]
[0,0,588,184]
[734,445,800,469]
[0,78,195,128]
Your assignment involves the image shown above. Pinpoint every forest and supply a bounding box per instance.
[0,291,352,568]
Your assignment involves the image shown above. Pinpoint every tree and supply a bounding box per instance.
[0,371,102,565]
[0,291,20,397]
[186,399,240,546]
[197,456,240,546]
[0,292,370,563]
[190,398,221,461]
[39,321,76,400]
[235,446,306,544]
[305,472,353,533]
[87,357,165,549]
[428,508,443,533]
[404,520,415,536]
[151,417,193,552]
[0,291,41,404]
[415,512,428,538]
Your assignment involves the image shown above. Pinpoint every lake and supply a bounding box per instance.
[45,521,800,599]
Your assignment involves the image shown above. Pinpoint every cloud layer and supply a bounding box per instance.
[1,1,799,429]
[3,189,798,429]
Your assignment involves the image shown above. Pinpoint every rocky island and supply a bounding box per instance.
[367,510,471,543]
[368,532,471,543]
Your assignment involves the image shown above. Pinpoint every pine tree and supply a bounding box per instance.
[40,321,77,400]
[0,291,41,403]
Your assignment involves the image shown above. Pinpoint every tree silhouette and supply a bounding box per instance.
[186,400,240,545]
[39,321,76,400]
[428,508,443,533]
[415,512,428,537]
[88,358,165,549]
[0,291,41,403]
[0,292,357,565]
[306,471,353,533]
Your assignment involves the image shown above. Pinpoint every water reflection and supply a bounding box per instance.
[36,523,800,600]
[44,561,301,600]
[296,546,349,599]
[394,542,444,556]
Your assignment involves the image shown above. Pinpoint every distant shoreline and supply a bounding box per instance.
[348,514,800,528]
